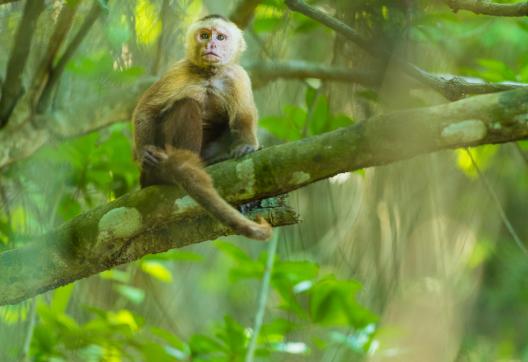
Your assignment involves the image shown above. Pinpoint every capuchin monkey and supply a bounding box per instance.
[132,15,271,241]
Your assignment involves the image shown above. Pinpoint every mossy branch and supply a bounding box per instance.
[1,87,528,305]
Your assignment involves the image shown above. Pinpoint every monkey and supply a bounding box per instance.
[132,15,272,241]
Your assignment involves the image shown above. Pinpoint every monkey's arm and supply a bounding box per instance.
[229,66,259,157]
[133,61,197,164]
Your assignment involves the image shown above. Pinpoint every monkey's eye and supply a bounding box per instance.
[199,32,209,40]
[217,34,226,41]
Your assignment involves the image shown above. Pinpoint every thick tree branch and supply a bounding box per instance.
[444,0,528,16]
[0,0,45,128]
[1,87,528,305]
[36,1,102,113]
[229,0,262,29]
[284,0,528,100]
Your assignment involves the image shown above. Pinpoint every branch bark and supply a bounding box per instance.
[444,0,528,16]
[284,0,528,100]
[0,0,45,128]
[1,87,528,305]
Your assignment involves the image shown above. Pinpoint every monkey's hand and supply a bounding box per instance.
[142,145,168,168]
[231,144,257,158]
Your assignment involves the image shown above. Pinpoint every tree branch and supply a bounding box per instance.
[229,0,262,29]
[284,0,528,100]
[36,0,103,113]
[0,0,45,128]
[1,87,528,305]
[0,78,154,170]
[29,0,80,107]
[0,0,20,5]
[246,60,383,88]
[3,59,527,170]
[444,0,528,17]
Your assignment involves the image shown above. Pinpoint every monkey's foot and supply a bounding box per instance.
[231,144,257,158]
[142,145,168,168]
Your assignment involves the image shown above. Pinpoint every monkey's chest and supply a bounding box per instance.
[202,86,229,129]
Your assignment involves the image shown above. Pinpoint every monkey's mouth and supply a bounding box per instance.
[202,51,219,58]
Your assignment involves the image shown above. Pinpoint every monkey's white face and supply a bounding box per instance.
[195,26,234,65]
[186,18,246,68]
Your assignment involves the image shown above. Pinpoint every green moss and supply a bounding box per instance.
[235,158,256,197]
[290,171,311,185]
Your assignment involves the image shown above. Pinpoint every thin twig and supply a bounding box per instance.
[0,0,46,128]
[466,149,528,255]
[245,233,279,362]
[444,0,528,17]
[36,1,102,113]
[284,0,528,100]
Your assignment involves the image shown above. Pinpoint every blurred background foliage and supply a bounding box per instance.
[0,0,527,361]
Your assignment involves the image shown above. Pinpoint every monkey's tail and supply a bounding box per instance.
[165,148,272,241]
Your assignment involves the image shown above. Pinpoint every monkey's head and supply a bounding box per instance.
[185,15,247,68]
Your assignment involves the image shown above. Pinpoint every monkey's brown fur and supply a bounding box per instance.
[132,16,271,240]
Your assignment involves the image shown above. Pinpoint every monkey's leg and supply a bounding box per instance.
[147,99,271,240]
[140,98,203,187]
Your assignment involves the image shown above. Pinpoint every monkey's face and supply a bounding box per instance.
[186,18,246,68]
[194,26,234,66]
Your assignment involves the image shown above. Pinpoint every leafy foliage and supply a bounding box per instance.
[0,0,528,361]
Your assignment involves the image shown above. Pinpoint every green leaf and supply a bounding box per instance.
[66,53,113,77]
[50,284,75,314]
[456,145,498,179]
[106,18,131,47]
[305,86,318,108]
[135,0,162,45]
[150,326,190,353]
[310,277,376,328]
[141,261,173,283]
[215,240,253,263]
[114,285,145,304]
[99,269,131,283]
[214,316,247,357]
[189,334,225,355]
[252,17,282,33]
[308,95,329,135]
